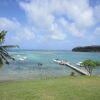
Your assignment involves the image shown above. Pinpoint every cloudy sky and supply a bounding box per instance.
[0,0,100,50]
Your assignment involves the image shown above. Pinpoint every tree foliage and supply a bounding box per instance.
[0,30,7,44]
[0,30,18,65]
[80,59,100,76]
[72,46,100,52]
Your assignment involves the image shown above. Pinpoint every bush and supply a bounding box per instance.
[70,71,75,76]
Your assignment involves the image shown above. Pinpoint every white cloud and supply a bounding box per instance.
[58,18,85,37]
[95,27,100,35]
[94,5,100,22]
[50,23,66,40]
[1,0,98,46]
[68,23,85,37]
[0,17,36,42]
[51,32,66,40]
[21,28,36,40]
[19,0,96,39]
[13,27,36,42]
[55,0,95,27]
[0,17,20,30]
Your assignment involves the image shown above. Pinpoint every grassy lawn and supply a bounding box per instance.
[0,76,100,100]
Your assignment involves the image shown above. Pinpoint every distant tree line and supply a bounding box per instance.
[72,46,100,52]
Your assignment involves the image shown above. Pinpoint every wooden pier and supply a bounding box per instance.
[53,60,89,75]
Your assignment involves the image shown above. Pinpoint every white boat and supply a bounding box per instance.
[53,59,70,65]
[19,57,27,61]
[19,58,25,61]
[53,59,61,63]
[76,62,83,66]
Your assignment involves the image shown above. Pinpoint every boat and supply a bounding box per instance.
[53,59,70,65]
[53,59,62,63]
[19,57,27,61]
[19,58,25,61]
[76,62,83,66]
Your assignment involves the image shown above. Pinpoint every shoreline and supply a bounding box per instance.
[0,75,100,83]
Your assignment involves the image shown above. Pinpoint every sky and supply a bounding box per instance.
[0,0,100,50]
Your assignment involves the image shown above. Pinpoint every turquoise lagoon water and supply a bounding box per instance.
[0,50,100,81]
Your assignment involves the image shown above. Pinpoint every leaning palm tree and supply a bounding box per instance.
[0,30,18,64]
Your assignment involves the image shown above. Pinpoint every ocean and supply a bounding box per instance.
[0,50,100,81]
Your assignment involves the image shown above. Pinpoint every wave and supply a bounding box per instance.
[17,56,27,61]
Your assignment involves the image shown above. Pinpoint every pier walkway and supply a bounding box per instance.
[53,60,89,75]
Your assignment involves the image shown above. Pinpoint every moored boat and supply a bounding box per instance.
[76,62,83,66]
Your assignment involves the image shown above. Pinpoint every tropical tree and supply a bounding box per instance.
[0,30,18,65]
[80,59,100,76]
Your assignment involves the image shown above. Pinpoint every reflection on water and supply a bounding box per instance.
[0,50,100,81]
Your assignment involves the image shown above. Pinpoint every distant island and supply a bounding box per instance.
[72,46,100,52]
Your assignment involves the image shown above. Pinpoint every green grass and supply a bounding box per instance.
[0,76,100,100]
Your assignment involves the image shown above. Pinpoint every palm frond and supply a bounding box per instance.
[0,30,7,44]
[0,53,9,64]
[0,47,15,60]
[0,47,15,64]
[0,30,18,65]
[0,55,4,64]
[0,45,19,48]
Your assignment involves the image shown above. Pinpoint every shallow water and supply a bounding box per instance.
[0,50,100,81]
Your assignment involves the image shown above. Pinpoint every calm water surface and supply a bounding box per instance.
[0,50,100,81]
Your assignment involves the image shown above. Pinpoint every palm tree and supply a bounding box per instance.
[0,30,18,64]
[80,59,100,76]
